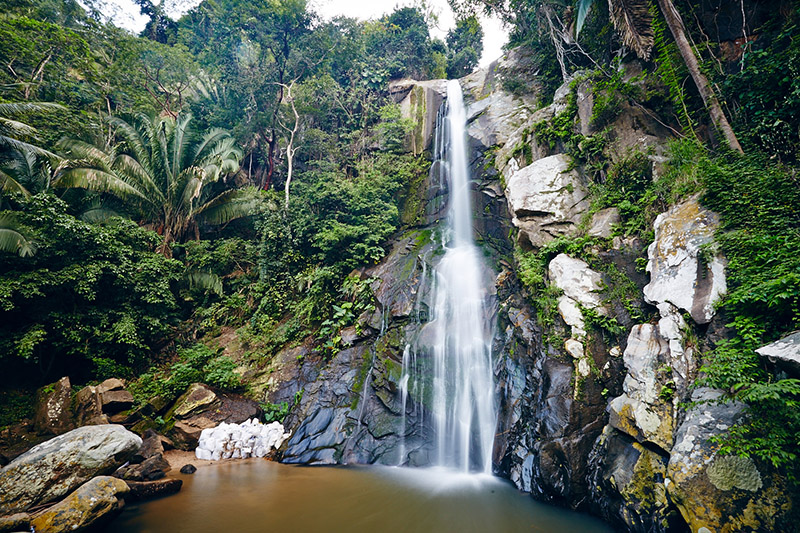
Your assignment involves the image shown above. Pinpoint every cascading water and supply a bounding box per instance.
[398,79,497,473]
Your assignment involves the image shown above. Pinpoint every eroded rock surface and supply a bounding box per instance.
[33,376,75,436]
[756,331,800,374]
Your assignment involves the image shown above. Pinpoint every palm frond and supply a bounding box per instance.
[109,116,154,177]
[172,114,193,180]
[0,117,37,138]
[0,135,59,159]
[186,269,223,296]
[0,214,36,257]
[113,154,163,204]
[608,0,654,60]
[0,102,66,117]
[192,128,230,164]
[0,167,31,197]
[57,138,115,170]
[53,168,147,199]
[195,188,260,225]
[80,205,125,223]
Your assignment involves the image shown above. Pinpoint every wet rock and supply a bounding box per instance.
[124,478,182,501]
[505,154,590,249]
[115,452,170,481]
[179,464,196,474]
[607,324,675,450]
[756,331,800,375]
[587,207,620,239]
[74,385,109,426]
[29,476,129,533]
[643,195,726,324]
[0,424,140,514]
[0,512,29,532]
[32,376,75,436]
[666,388,793,532]
[589,426,677,532]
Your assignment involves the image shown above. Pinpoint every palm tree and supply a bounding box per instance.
[0,213,36,257]
[576,0,743,153]
[0,102,64,157]
[0,146,55,198]
[54,113,258,256]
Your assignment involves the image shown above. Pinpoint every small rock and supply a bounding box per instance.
[180,464,197,474]
[32,377,75,436]
[125,478,182,501]
[29,476,129,533]
[130,429,166,464]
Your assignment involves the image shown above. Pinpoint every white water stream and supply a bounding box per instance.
[400,80,497,473]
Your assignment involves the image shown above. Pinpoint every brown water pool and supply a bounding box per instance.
[110,460,614,532]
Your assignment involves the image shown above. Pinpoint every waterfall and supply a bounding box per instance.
[428,80,497,473]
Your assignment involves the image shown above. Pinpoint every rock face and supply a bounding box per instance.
[505,154,590,249]
[29,476,129,533]
[389,78,448,155]
[0,424,141,514]
[607,324,675,451]
[167,383,262,450]
[643,195,726,324]
[666,388,792,532]
[756,331,800,374]
[33,376,75,435]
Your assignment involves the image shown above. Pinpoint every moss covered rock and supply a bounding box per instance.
[30,476,129,533]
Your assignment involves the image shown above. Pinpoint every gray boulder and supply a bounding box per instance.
[505,154,590,249]
[643,195,726,324]
[756,331,800,374]
[0,424,141,514]
[29,476,129,533]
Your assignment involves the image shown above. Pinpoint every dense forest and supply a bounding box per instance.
[1,0,799,516]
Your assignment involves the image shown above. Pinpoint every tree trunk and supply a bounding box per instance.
[656,0,743,153]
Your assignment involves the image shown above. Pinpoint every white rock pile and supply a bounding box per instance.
[195,419,291,461]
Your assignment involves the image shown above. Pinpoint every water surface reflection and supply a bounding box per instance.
[111,460,614,532]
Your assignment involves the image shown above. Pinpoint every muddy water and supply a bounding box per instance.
[111,460,613,532]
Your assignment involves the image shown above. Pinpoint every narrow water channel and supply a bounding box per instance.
[111,460,613,532]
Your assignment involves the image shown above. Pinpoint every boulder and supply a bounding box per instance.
[124,478,182,501]
[130,429,165,463]
[643,195,726,324]
[29,476,129,533]
[666,388,793,532]
[505,154,590,249]
[172,383,218,419]
[756,331,800,375]
[115,453,170,481]
[33,376,75,436]
[97,378,125,395]
[167,385,262,450]
[607,324,675,451]
[74,385,109,426]
[0,424,141,514]
[180,464,196,474]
